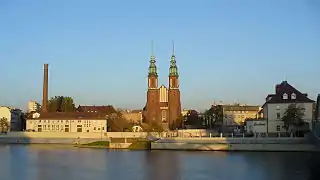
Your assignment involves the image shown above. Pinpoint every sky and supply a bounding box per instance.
[0,0,319,111]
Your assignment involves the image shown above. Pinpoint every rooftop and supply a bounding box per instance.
[264,81,314,105]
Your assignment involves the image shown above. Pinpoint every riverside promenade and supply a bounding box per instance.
[0,131,317,152]
[151,137,318,152]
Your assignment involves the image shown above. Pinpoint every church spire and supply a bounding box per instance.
[169,41,178,77]
[148,41,157,76]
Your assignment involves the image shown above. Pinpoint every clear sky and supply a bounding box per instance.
[0,0,319,111]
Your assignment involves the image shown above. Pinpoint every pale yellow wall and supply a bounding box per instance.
[159,85,168,102]
[122,112,142,124]
[0,106,23,131]
[225,110,259,124]
[0,107,11,122]
[26,119,107,133]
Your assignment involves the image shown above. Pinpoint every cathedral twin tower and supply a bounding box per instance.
[144,43,182,130]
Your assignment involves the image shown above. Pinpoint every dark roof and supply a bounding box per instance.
[131,109,142,113]
[76,105,116,114]
[28,112,108,120]
[222,105,260,111]
[263,81,314,106]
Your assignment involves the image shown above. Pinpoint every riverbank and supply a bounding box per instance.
[151,137,319,152]
[0,132,318,152]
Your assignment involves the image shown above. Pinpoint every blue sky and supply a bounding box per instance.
[0,0,319,111]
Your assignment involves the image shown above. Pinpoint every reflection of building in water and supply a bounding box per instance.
[144,151,181,180]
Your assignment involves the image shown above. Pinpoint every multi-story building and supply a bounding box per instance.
[26,112,107,133]
[143,44,182,129]
[246,81,315,133]
[27,100,40,113]
[222,104,261,125]
[0,106,23,131]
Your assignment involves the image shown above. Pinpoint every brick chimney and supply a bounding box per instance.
[41,64,49,112]
[275,84,280,94]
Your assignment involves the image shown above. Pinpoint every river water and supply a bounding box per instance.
[0,144,318,180]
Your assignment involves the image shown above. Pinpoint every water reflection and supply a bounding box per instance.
[0,145,316,180]
[144,151,180,180]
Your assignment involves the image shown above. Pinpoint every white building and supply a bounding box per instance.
[246,81,315,133]
[26,112,108,133]
[27,100,40,113]
[0,106,23,131]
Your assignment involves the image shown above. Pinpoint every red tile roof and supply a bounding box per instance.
[29,112,107,120]
[76,105,117,114]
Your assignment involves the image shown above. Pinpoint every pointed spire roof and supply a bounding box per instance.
[148,41,157,76]
[169,41,178,77]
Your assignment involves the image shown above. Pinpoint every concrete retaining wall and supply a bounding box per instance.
[5,132,107,139]
[151,142,317,152]
[3,132,151,139]
[151,137,317,152]
[0,137,102,144]
[109,143,132,149]
[157,137,309,144]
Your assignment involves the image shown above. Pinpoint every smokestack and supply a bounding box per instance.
[41,64,49,112]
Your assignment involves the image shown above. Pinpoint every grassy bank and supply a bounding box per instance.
[76,141,110,149]
[128,140,152,150]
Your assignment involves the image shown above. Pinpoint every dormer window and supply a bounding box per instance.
[282,93,288,99]
[291,93,296,99]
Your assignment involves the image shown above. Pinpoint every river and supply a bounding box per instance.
[0,144,318,180]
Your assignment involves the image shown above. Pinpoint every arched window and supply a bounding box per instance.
[282,93,288,99]
[291,93,296,99]
[162,110,167,122]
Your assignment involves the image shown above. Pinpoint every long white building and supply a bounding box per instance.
[26,112,108,133]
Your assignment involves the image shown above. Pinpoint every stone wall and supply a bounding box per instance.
[152,137,317,152]
[151,142,317,152]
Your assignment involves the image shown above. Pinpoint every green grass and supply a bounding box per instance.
[80,141,110,148]
[110,138,146,143]
[128,140,152,150]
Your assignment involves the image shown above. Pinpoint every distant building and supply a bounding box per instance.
[0,106,23,131]
[121,109,143,124]
[26,112,108,133]
[202,104,260,126]
[28,100,40,113]
[222,104,260,125]
[246,81,315,133]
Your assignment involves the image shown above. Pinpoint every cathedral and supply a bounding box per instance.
[143,44,182,130]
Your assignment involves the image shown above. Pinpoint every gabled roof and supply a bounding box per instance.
[28,112,108,120]
[262,81,314,107]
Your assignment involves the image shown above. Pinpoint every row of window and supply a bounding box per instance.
[228,111,251,113]
[38,125,69,131]
[36,124,104,131]
[30,120,100,124]
[283,93,296,100]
